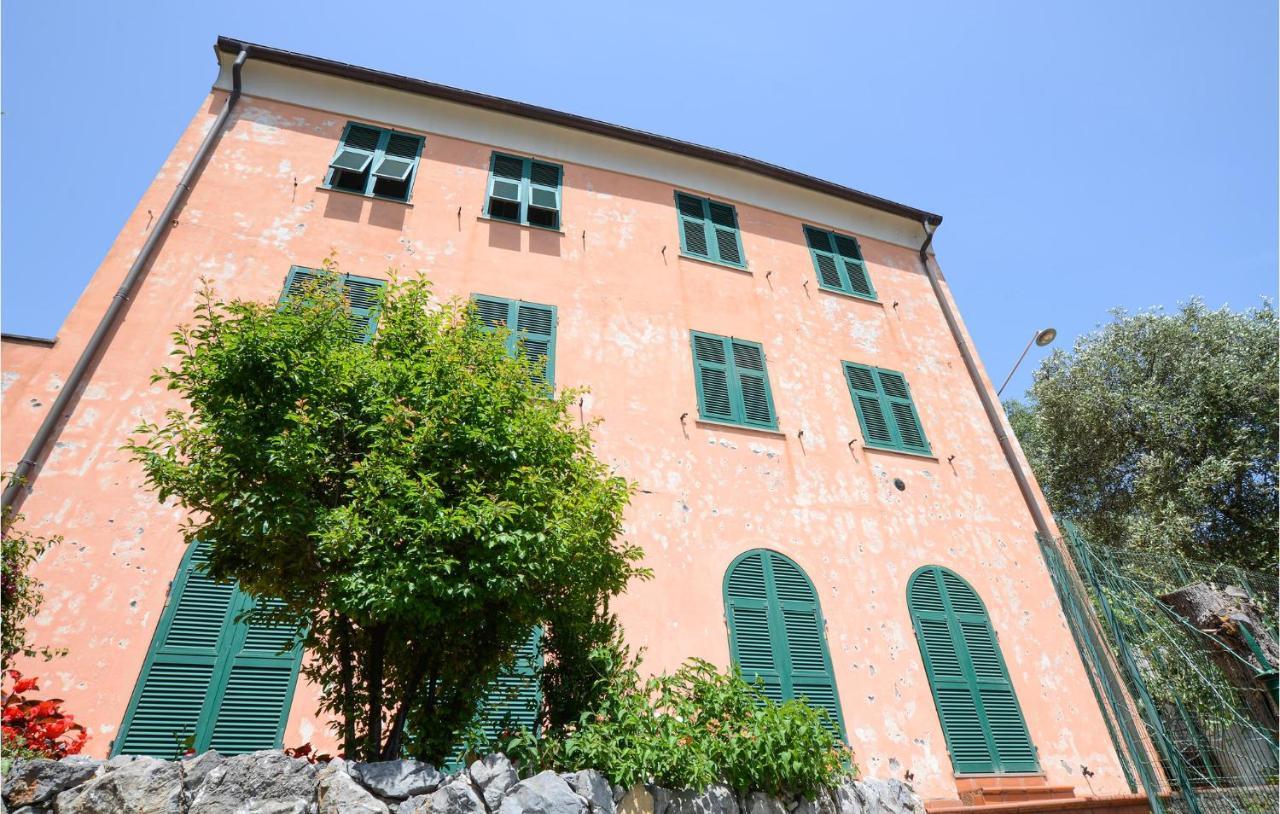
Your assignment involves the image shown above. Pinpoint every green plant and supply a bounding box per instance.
[127,269,645,763]
[497,658,855,796]
[1,496,65,671]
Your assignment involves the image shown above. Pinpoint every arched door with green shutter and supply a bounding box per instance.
[723,549,846,738]
[114,543,303,757]
[907,565,1039,774]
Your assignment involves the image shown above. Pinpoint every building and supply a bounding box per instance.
[1,37,1149,810]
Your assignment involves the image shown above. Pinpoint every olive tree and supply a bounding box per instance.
[1007,299,1277,571]
[129,272,645,761]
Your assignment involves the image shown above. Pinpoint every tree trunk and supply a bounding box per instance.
[365,624,388,762]
[1160,581,1278,734]
[337,615,358,756]
[380,651,432,761]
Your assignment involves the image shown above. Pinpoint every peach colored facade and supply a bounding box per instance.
[3,46,1131,804]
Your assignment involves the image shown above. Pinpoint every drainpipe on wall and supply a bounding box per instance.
[915,221,1056,541]
[0,47,251,517]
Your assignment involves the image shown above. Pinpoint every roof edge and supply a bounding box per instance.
[1,333,56,347]
[216,37,942,228]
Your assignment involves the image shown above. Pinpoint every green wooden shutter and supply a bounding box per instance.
[908,566,1038,774]
[207,597,304,755]
[515,302,556,387]
[843,363,929,454]
[486,154,526,222]
[472,295,557,388]
[445,627,543,770]
[844,363,895,447]
[728,339,777,429]
[115,543,234,757]
[724,550,845,738]
[676,192,711,258]
[327,123,380,193]
[875,370,930,454]
[707,201,744,266]
[279,267,384,344]
[805,227,846,290]
[527,161,562,229]
[691,332,734,422]
[691,332,777,429]
[830,233,874,299]
[725,551,786,703]
[806,226,875,299]
[371,132,424,202]
[115,545,303,758]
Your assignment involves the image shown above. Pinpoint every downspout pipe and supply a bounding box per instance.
[916,220,1057,543]
[1,47,251,516]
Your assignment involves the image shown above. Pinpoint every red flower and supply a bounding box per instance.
[1,671,87,758]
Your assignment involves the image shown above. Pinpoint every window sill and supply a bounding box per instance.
[316,186,414,207]
[695,418,785,438]
[476,215,565,235]
[817,285,880,305]
[678,252,750,274]
[860,443,937,461]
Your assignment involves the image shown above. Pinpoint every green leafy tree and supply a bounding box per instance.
[1,497,66,670]
[1006,299,1277,571]
[128,272,645,762]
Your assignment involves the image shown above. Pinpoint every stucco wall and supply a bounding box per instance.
[1,84,1123,802]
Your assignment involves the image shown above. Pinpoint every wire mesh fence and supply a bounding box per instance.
[1037,522,1277,814]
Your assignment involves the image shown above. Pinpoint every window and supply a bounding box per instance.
[471,294,557,387]
[446,627,542,770]
[279,266,385,344]
[908,566,1039,774]
[324,122,424,202]
[724,550,845,738]
[675,192,746,268]
[484,153,563,229]
[114,543,303,757]
[691,332,777,430]
[843,362,930,455]
[804,226,875,300]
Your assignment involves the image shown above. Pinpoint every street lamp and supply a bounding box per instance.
[997,327,1057,397]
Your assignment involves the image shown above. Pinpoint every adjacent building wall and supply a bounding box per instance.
[1,61,1125,802]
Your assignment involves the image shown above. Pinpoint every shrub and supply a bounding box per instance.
[497,658,855,797]
[1,670,87,759]
[1,499,65,670]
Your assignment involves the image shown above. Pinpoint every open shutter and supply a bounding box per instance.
[374,133,421,182]
[831,233,874,299]
[341,276,385,344]
[875,370,930,454]
[707,201,744,266]
[478,627,543,738]
[279,266,331,306]
[691,332,734,422]
[328,123,380,193]
[487,154,525,222]
[676,193,711,258]
[115,543,234,757]
[725,551,785,703]
[515,302,556,387]
[844,363,894,447]
[769,553,845,736]
[909,566,1037,775]
[527,161,561,229]
[729,340,776,429]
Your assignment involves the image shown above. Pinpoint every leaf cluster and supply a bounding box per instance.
[494,657,855,797]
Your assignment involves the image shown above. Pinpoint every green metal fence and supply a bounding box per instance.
[1037,523,1278,814]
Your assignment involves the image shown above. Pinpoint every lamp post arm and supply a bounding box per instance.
[997,332,1038,397]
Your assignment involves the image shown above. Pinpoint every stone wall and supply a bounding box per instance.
[1,751,923,814]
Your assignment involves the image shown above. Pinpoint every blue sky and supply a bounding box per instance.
[3,1,1275,399]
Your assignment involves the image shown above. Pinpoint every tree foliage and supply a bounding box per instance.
[1,499,65,670]
[128,271,645,762]
[1006,299,1277,570]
